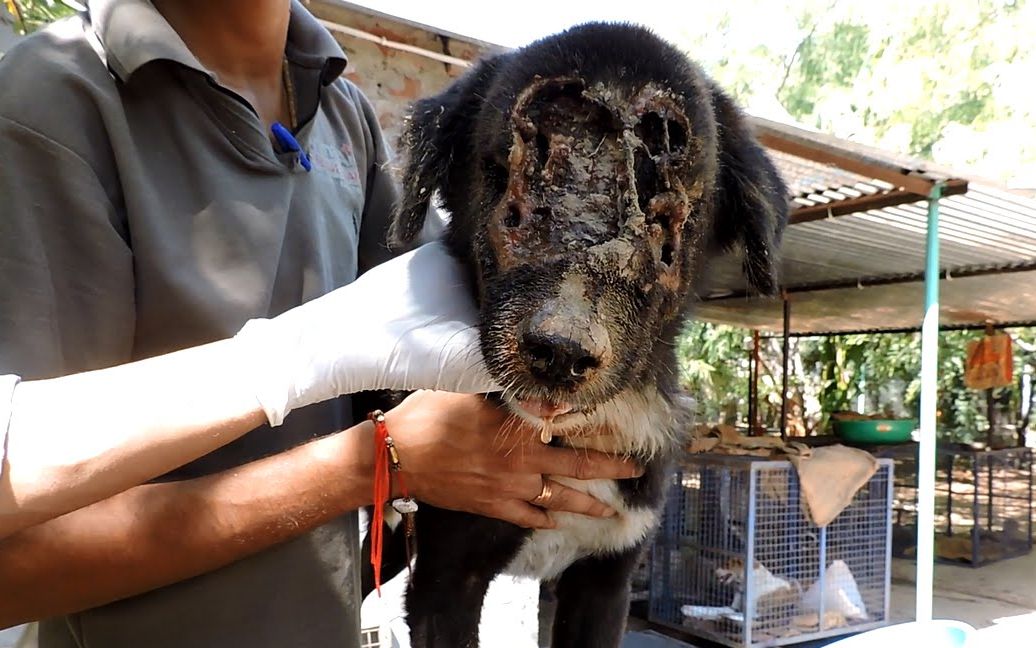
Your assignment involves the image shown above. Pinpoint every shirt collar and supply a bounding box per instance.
[87,0,347,85]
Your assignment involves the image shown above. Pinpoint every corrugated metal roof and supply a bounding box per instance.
[702,171,1036,334]
[698,119,1036,334]
[698,269,1036,336]
[769,149,895,212]
[705,184,1036,296]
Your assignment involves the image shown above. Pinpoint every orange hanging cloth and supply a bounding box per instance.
[965,332,1014,390]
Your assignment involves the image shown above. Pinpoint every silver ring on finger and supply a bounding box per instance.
[529,476,553,507]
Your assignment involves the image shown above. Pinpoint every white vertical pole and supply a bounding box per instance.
[916,182,944,622]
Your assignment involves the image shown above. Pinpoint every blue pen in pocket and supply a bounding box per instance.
[271,122,312,172]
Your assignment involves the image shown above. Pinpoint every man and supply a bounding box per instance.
[0,1,635,645]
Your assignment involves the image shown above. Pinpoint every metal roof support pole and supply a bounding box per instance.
[916,181,944,622]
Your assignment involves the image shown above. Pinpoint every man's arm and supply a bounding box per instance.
[1,340,268,538]
[0,420,377,628]
[0,390,639,629]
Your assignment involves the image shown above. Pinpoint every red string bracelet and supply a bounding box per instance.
[368,410,417,596]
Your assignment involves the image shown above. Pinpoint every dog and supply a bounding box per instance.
[371,22,787,647]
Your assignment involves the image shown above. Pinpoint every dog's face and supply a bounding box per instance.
[391,24,787,430]
[472,76,715,423]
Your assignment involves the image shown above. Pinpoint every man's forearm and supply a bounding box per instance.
[0,420,376,629]
[2,339,267,538]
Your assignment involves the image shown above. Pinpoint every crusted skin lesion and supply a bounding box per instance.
[542,133,574,184]
[492,75,704,298]
[480,75,719,415]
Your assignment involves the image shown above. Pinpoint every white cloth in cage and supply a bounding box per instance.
[802,560,869,621]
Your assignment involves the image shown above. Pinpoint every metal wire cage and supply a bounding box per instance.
[885,445,1033,567]
[359,627,383,648]
[649,454,893,647]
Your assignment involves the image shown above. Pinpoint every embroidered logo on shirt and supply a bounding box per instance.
[308,141,361,188]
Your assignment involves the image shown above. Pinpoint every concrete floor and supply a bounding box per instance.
[891,554,1036,616]
[887,554,1036,644]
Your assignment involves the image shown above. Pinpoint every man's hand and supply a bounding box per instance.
[384,390,642,528]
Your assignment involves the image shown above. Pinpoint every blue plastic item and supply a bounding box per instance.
[826,620,976,647]
[270,122,312,172]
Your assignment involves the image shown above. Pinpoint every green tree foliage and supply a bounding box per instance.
[4,0,76,36]
[779,20,871,119]
[678,323,1036,444]
[777,1,1021,162]
[678,322,752,424]
[673,0,1035,188]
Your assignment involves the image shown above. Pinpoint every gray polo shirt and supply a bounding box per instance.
[0,1,397,645]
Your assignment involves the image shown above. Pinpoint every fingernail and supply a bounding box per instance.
[603,507,618,517]
[631,465,645,478]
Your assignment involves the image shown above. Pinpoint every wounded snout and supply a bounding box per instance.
[519,294,612,389]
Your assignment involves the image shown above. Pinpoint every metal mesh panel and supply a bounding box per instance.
[360,627,382,648]
[888,445,1033,567]
[650,455,892,647]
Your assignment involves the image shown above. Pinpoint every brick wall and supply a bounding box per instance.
[308,0,500,152]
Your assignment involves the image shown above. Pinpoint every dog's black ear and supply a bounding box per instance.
[389,56,504,250]
[709,86,789,295]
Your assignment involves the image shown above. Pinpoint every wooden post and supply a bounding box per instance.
[749,330,761,435]
[780,296,790,440]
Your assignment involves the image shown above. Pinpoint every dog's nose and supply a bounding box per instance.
[520,331,603,386]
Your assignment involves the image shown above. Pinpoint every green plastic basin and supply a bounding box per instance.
[833,418,915,444]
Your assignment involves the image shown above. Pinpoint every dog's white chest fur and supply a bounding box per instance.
[504,478,659,581]
[502,387,682,581]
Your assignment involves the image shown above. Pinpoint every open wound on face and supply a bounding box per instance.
[490,76,704,297]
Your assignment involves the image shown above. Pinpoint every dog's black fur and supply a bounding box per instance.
[363,23,787,647]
